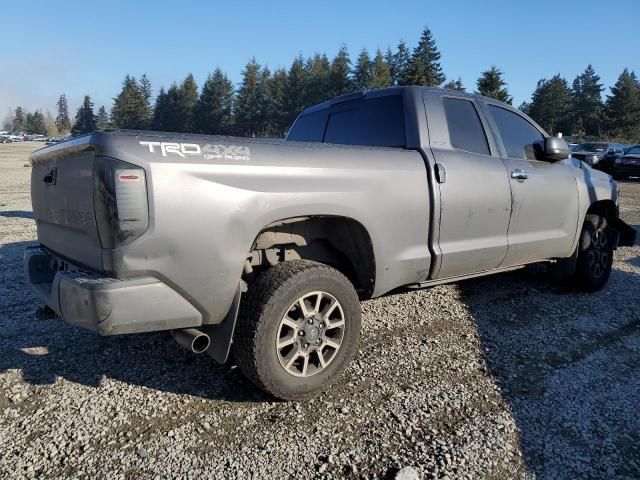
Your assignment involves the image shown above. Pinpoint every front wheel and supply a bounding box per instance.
[570,214,613,292]
[234,260,361,400]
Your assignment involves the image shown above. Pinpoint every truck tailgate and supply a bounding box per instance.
[31,146,103,270]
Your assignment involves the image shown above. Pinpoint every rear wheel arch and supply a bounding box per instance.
[246,215,376,299]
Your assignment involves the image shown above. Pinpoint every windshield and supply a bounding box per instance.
[574,143,606,152]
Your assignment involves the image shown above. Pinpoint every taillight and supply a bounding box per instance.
[94,156,149,249]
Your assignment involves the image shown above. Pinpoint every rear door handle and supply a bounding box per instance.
[510,169,528,180]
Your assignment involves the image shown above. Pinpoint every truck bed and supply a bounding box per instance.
[29,130,432,327]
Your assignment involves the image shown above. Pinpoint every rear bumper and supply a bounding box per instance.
[24,246,202,335]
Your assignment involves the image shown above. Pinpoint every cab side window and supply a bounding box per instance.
[289,95,406,147]
[323,95,406,147]
[442,97,490,156]
[489,105,544,160]
[286,110,329,142]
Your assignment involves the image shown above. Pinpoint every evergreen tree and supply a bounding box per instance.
[328,45,353,97]
[111,75,149,129]
[476,66,512,103]
[139,73,153,127]
[369,49,391,89]
[526,75,573,135]
[518,101,531,114]
[96,106,110,130]
[571,65,603,138]
[352,48,372,91]
[402,27,445,86]
[152,87,168,130]
[234,58,268,137]
[25,112,34,132]
[444,78,465,91]
[13,107,26,131]
[195,67,234,135]
[265,67,289,136]
[29,111,47,135]
[177,73,198,132]
[604,68,640,142]
[283,55,308,130]
[258,66,273,133]
[384,47,396,85]
[392,41,412,86]
[55,94,71,133]
[304,53,331,107]
[71,95,97,135]
[157,84,183,132]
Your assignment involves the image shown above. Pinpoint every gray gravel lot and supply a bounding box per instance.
[1,142,639,479]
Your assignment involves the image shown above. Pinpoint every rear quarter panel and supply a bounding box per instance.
[95,134,431,324]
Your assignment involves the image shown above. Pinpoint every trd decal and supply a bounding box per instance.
[139,141,250,160]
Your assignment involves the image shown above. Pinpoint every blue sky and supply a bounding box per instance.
[2,0,639,118]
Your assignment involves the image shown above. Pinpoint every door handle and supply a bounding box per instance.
[435,163,447,183]
[43,167,57,185]
[510,169,528,180]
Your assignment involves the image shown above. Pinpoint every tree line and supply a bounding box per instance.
[4,27,640,143]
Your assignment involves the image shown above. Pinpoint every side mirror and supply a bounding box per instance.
[537,136,570,161]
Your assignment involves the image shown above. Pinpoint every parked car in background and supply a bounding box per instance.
[571,142,626,173]
[45,136,66,145]
[25,134,46,142]
[614,144,640,179]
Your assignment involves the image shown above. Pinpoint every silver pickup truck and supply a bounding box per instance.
[25,86,635,400]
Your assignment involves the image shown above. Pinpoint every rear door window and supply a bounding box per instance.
[488,105,544,160]
[442,97,490,156]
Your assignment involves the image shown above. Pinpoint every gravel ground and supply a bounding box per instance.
[1,142,639,479]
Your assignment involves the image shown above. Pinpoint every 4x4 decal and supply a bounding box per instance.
[139,141,250,160]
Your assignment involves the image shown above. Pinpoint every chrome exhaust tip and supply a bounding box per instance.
[170,328,210,354]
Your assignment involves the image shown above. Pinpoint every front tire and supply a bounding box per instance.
[570,214,613,292]
[234,260,361,401]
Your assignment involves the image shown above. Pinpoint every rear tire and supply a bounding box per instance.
[234,260,361,401]
[569,214,613,292]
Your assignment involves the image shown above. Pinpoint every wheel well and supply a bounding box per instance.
[587,200,617,225]
[246,216,375,298]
